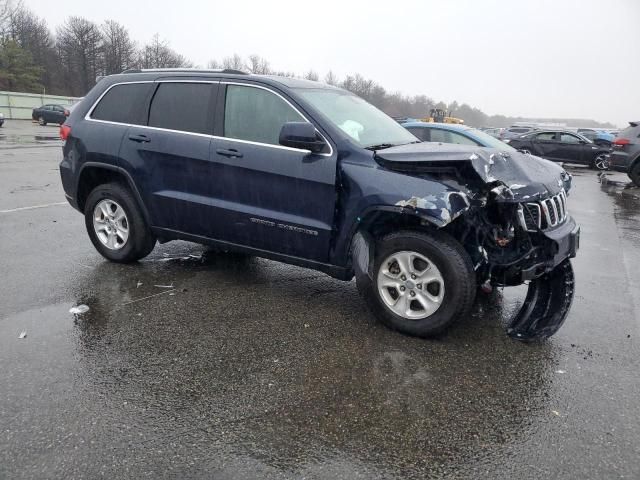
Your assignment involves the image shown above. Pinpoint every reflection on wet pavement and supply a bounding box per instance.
[1,162,640,478]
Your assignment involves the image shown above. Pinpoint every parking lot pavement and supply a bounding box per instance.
[1,128,639,479]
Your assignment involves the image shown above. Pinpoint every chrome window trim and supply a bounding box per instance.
[84,80,334,157]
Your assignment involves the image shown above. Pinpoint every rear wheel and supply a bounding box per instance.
[591,153,609,170]
[630,162,640,187]
[356,230,476,337]
[84,182,156,263]
[38,116,46,126]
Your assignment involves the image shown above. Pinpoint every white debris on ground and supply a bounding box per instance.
[18,331,27,339]
[69,305,90,314]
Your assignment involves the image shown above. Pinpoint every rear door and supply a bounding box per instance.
[530,132,560,158]
[557,132,585,163]
[118,80,218,236]
[209,82,337,262]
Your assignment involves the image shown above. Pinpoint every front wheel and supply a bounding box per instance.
[356,230,476,337]
[84,182,156,263]
[38,116,46,126]
[591,153,609,170]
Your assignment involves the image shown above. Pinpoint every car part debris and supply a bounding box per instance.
[69,304,90,314]
[507,260,575,341]
[153,283,174,288]
[18,331,27,339]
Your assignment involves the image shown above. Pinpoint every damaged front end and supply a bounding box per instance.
[375,144,580,341]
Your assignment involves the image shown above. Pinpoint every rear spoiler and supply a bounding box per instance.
[630,121,639,127]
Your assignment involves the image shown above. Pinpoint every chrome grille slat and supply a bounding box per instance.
[519,190,568,231]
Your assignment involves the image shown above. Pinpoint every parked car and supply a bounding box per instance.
[609,121,640,186]
[59,69,579,341]
[500,126,537,140]
[577,128,615,146]
[482,127,505,138]
[32,104,70,125]
[507,130,611,170]
[402,122,516,151]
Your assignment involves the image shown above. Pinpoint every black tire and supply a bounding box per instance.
[356,230,476,338]
[38,116,46,126]
[84,182,156,263]
[630,162,640,187]
[591,152,609,171]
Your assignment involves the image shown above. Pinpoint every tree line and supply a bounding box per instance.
[0,1,613,128]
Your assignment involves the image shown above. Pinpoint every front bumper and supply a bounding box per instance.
[521,216,579,281]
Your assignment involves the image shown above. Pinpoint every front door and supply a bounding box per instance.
[556,132,585,164]
[209,83,337,262]
[530,132,560,159]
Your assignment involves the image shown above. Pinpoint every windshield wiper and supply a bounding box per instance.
[364,143,395,151]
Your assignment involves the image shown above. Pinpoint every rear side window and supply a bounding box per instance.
[536,132,556,141]
[149,82,213,134]
[224,85,303,145]
[407,127,430,141]
[91,83,152,125]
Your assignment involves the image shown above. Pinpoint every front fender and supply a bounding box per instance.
[331,161,471,265]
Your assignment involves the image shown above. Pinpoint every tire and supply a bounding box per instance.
[591,153,609,171]
[630,162,640,187]
[38,116,46,126]
[356,230,476,338]
[84,182,156,263]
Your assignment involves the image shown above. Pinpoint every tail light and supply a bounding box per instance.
[64,109,70,116]
[60,124,71,140]
[613,138,630,148]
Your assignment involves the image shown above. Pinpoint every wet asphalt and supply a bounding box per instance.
[1,121,639,479]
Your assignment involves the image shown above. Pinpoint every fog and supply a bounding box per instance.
[25,0,640,126]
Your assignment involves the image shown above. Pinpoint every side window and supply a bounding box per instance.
[407,127,430,141]
[536,132,556,141]
[560,133,580,143]
[149,82,213,134]
[448,131,481,146]
[429,129,449,143]
[91,83,153,125]
[224,85,304,145]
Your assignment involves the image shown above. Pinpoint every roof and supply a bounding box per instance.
[402,121,471,132]
[103,68,338,91]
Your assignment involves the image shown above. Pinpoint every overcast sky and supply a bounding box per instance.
[25,0,639,126]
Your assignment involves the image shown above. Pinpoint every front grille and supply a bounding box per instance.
[519,190,568,231]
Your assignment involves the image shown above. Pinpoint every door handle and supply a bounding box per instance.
[216,148,243,158]
[128,134,150,143]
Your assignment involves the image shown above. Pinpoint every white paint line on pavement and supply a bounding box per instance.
[0,201,67,213]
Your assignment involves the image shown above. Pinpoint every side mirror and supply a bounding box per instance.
[279,122,326,153]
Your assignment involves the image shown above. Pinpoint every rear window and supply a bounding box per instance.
[149,82,213,135]
[91,83,152,125]
[618,124,640,138]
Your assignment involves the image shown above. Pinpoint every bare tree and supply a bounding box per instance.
[56,16,103,95]
[206,58,221,69]
[138,34,191,69]
[246,54,270,74]
[303,69,318,81]
[101,20,136,75]
[222,53,244,71]
[324,70,338,86]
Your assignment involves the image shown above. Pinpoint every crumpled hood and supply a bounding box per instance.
[375,143,570,201]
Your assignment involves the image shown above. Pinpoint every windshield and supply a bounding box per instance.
[466,128,517,152]
[296,88,417,148]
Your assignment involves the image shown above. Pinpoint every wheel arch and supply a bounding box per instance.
[76,163,151,225]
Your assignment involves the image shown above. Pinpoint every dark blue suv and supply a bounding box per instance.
[59,69,580,341]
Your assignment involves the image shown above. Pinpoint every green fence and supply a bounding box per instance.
[0,91,82,120]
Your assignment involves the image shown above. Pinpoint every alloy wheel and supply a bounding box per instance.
[376,250,445,319]
[93,199,129,250]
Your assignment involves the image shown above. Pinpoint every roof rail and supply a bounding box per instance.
[120,68,249,75]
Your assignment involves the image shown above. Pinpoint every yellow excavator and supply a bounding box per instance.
[421,108,465,125]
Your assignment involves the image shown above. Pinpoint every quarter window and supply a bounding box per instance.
[224,85,303,145]
[149,82,213,134]
[91,83,153,125]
